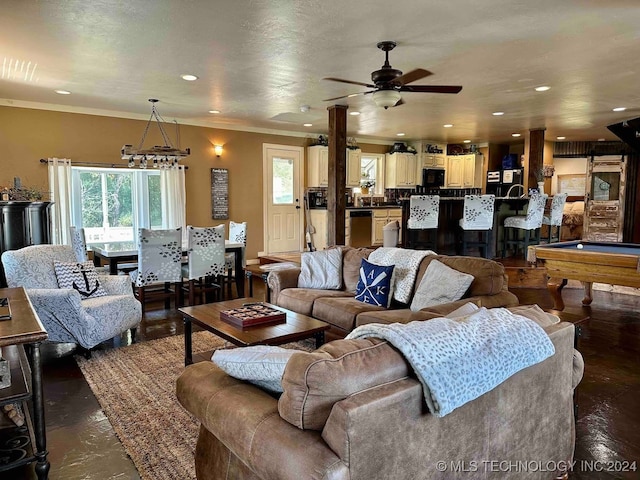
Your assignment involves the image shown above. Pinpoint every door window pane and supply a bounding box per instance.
[273,157,294,204]
[592,172,620,201]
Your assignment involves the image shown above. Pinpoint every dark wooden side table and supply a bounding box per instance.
[546,308,589,422]
[545,308,590,348]
[0,287,49,479]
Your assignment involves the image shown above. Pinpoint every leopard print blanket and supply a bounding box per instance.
[346,307,555,417]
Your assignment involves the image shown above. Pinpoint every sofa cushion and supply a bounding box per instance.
[276,288,353,316]
[354,258,394,307]
[278,338,409,430]
[212,345,300,392]
[356,308,442,327]
[342,247,375,292]
[313,297,386,331]
[409,259,474,311]
[297,249,343,289]
[414,255,505,299]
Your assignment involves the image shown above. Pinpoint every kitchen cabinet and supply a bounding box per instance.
[446,154,484,188]
[346,149,362,187]
[307,146,329,187]
[309,209,328,250]
[385,152,417,188]
[307,146,362,188]
[0,287,49,479]
[372,208,402,245]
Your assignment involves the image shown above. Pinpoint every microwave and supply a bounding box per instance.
[422,168,445,188]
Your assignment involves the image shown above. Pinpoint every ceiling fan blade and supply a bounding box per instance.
[322,90,375,102]
[323,77,376,88]
[392,68,433,86]
[399,85,463,94]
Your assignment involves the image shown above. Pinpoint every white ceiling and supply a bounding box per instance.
[2,0,639,145]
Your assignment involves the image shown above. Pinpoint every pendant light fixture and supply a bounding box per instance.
[121,99,190,168]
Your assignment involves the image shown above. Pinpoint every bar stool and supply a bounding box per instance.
[406,195,440,251]
[502,192,547,259]
[542,193,568,243]
[458,194,495,258]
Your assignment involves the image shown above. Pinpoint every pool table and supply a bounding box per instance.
[530,240,640,310]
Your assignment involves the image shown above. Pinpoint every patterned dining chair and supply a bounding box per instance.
[69,226,88,262]
[458,194,495,258]
[180,225,226,305]
[224,221,247,298]
[131,228,183,312]
[542,193,568,243]
[406,195,440,251]
[502,192,548,259]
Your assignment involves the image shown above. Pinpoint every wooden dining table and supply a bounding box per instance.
[91,240,245,297]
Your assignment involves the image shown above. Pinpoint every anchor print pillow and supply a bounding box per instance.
[54,261,108,299]
[354,258,395,307]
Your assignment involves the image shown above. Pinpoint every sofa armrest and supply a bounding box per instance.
[99,274,134,296]
[176,362,348,480]
[267,267,301,305]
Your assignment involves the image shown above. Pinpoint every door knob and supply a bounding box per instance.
[296,206,301,209]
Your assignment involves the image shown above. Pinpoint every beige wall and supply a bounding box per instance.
[0,106,388,260]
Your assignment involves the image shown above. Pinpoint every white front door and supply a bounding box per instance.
[263,144,304,254]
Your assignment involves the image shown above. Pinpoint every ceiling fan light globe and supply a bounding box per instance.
[373,90,402,109]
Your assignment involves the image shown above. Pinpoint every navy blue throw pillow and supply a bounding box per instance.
[354,258,394,307]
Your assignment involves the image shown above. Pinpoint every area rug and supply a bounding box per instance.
[76,332,313,480]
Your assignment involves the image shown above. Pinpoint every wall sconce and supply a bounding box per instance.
[214,145,223,157]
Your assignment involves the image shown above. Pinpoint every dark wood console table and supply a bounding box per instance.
[0,287,49,479]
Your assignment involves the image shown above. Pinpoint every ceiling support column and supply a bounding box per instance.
[327,105,348,247]
[528,128,546,189]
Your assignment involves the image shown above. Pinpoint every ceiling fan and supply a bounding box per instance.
[323,41,462,109]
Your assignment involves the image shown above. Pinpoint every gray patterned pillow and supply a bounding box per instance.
[54,261,108,299]
[410,259,474,311]
[297,248,343,289]
[212,345,300,392]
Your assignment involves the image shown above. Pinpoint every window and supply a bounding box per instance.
[361,154,385,194]
[272,157,294,204]
[71,167,163,243]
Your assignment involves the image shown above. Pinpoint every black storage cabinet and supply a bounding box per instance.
[0,201,53,287]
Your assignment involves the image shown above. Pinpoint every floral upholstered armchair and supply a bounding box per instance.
[1,245,142,349]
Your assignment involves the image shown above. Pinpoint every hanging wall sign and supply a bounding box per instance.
[211,168,229,219]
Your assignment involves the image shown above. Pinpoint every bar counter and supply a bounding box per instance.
[400,196,531,258]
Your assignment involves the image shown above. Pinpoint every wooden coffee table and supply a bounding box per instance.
[179,298,330,366]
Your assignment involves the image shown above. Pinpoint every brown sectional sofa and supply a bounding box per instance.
[268,247,519,340]
[177,320,581,480]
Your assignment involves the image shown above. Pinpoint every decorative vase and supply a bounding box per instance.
[538,181,545,195]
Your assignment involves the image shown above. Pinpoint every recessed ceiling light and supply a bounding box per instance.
[512,133,521,137]
[492,112,504,116]
[349,111,361,116]
[463,140,471,143]
[598,138,606,141]
[396,133,405,137]
[55,89,71,95]
[557,136,566,140]
[181,74,198,81]
[208,110,220,114]
[443,124,453,128]
[347,93,359,98]
[613,107,626,112]
[303,123,313,127]
[534,86,550,92]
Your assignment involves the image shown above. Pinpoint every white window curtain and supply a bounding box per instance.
[160,165,187,242]
[47,158,73,245]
